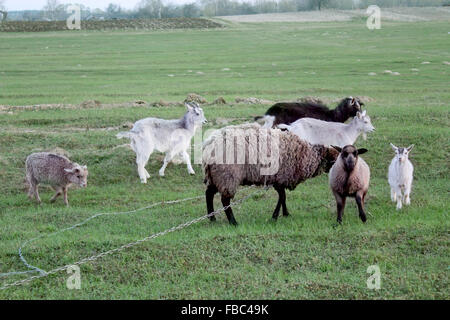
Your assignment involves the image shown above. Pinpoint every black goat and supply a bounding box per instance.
[255,97,363,128]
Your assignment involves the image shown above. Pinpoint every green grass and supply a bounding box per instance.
[0,18,449,299]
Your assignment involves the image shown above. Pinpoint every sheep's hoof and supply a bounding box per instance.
[159,172,165,177]
[229,220,238,226]
[188,170,195,175]
[360,215,367,223]
[209,216,216,222]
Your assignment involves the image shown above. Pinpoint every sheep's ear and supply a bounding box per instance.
[64,168,74,173]
[406,144,414,153]
[357,148,368,155]
[390,143,398,151]
[331,145,342,153]
[82,165,87,170]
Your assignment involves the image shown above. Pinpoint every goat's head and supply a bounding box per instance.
[338,96,363,117]
[64,164,88,187]
[390,143,414,163]
[332,145,368,172]
[353,110,375,139]
[185,102,207,125]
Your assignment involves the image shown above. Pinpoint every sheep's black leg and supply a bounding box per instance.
[272,186,283,220]
[280,188,289,217]
[206,185,218,222]
[334,192,346,224]
[356,192,367,223]
[221,195,238,226]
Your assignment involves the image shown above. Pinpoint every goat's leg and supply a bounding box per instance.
[206,185,218,222]
[390,188,396,202]
[356,191,367,223]
[394,186,402,210]
[182,151,195,175]
[134,138,153,183]
[403,184,411,205]
[221,195,238,226]
[50,187,62,203]
[159,151,175,177]
[334,192,346,224]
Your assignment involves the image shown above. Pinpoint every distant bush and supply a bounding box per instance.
[0,18,223,32]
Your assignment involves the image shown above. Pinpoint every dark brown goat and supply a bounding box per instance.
[255,97,363,128]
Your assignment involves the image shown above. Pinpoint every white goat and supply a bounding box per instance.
[117,102,207,183]
[388,143,414,210]
[277,110,375,147]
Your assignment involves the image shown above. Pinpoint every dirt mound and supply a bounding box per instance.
[185,93,207,104]
[151,100,182,107]
[211,97,227,105]
[296,96,324,104]
[0,18,224,32]
[80,100,101,108]
[235,97,273,105]
[134,100,147,105]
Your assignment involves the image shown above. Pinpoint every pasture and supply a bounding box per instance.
[0,11,449,299]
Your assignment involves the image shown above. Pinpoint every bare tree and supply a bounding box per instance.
[43,0,62,21]
[0,0,7,22]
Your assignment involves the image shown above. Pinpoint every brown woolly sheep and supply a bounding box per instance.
[26,152,88,206]
[203,124,339,225]
[329,145,370,223]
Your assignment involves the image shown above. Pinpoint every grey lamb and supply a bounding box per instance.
[26,152,88,206]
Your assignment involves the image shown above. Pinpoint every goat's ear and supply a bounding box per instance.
[361,110,367,116]
[357,148,368,155]
[331,145,342,153]
[64,168,74,174]
[406,144,414,152]
[390,143,398,151]
[356,111,362,118]
[184,102,194,111]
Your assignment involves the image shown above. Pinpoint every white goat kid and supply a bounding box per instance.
[388,143,414,210]
[117,102,207,183]
[278,110,375,147]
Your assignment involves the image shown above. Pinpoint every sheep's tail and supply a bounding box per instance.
[116,131,135,140]
[277,124,292,131]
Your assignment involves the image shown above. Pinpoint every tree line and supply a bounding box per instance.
[1,0,446,21]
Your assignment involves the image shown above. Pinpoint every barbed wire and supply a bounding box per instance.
[0,187,264,290]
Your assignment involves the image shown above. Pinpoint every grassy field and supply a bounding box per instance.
[0,14,449,299]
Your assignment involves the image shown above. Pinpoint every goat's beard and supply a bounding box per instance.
[362,133,367,140]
